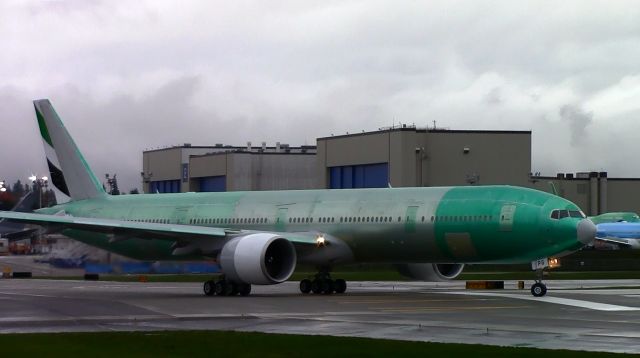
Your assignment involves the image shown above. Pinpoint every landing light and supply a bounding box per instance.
[548,258,561,269]
[316,235,326,247]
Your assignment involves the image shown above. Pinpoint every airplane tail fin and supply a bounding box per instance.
[33,99,107,201]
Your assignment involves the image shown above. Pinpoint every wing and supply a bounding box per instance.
[595,237,638,248]
[0,211,324,256]
[0,211,228,241]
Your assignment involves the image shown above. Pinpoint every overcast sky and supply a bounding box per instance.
[1,0,640,193]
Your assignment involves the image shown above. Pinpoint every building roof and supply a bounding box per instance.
[317,125,531,140]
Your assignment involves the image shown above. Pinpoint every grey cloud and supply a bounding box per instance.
[485,88,502,105]
[1,1,640,192]
[559,104,593,146]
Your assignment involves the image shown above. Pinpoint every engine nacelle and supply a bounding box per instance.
[219,233,296,285]
[395,263,464,281]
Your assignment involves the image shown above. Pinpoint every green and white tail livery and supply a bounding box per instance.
[34,99,106,201]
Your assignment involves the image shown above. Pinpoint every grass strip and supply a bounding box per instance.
[0,330,627,358]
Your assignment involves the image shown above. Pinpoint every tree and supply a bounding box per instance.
[44,188,57,207]
[11,180,24,198]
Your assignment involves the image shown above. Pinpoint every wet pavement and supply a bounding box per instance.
[2,278,640,353]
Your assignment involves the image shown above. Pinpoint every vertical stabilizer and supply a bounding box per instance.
[33,99,106,201]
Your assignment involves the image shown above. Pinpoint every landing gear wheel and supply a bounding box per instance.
[311,279,322,294]
[334,279,347,294]
[203,280,215,296]
[300,279,312,294]
[322,279,334,294]
[230,282,239,296]
[531,282,547,297]
[215,280,228,296]
[238,283,252,296]
[223,281,235,296]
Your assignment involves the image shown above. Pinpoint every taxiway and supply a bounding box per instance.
[1,278,640,353]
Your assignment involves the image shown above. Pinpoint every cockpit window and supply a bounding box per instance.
[569,210,586,218]
[551,209,586,220]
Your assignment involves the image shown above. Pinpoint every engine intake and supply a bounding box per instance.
[219,233,296,285]
[395,263,464,281]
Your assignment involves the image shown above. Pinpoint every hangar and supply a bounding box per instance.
[142,143,317,193]
[142,124,640,216]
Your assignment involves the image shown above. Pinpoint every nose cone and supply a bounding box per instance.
[577,219,597,245]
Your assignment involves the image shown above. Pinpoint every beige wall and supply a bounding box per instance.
[190,155,228,178]
[605,180,640,213]
[142,148,182,192]
[425,132,531,187]
[529,178,591,213]
[528,176,640,216]
[187,152,317,191]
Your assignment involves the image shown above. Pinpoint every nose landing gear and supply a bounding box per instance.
[531,280,547,297]
[530,258,550,297]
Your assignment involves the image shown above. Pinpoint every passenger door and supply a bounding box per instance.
[405,206,419,233]
[499,204,516,232]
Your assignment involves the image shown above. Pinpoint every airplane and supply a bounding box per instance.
[0,99,597,297]
[596,222,640,249]
[577,212,640,249]
[590,212,640,225]
[0,191,38,241]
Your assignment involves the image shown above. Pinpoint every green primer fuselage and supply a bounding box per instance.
[40,185,586,265]
[589,212,640,225]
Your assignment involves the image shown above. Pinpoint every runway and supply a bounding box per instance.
[2,278,640,353]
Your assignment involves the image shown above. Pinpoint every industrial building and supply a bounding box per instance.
[142,143,317,193]
[316,126,532,188]
[529,172,640,217]
[142,125,640,216]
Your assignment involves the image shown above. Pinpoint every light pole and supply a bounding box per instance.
[29,175,49,208]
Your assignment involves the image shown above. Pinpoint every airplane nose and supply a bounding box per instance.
[577,219,597,245]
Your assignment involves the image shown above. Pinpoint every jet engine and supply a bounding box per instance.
[395,263,464,281]
[219,233,297,285]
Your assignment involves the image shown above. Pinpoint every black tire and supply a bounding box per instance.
[531,282,547,297]
[334,279,347,294]
[223,281,235,296]
[311,279,322,294]
[300,279,312,294]
[203,280,215,296]
[322,279,334,294]
[215,280,227,296]
[230,282,239,296]
[238,283,252,296]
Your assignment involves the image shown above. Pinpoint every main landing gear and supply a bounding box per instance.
[203,278,251,297]
[299,272,347,295]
